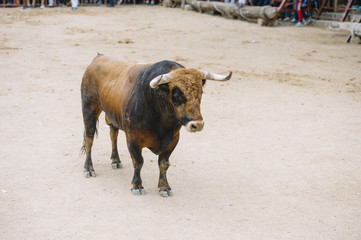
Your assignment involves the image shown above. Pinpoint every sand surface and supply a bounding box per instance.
[1,5,361,240]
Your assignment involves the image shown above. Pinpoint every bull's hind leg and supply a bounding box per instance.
[105,115,122,169]
[82,99,101,178]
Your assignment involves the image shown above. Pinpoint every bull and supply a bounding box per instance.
[81,54,232,197]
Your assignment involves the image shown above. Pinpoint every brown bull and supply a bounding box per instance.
[81,54,231,197]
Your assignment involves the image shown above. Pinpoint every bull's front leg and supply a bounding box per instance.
[127,142,145,195]
[158,133,179,197]
[158,151,174,197]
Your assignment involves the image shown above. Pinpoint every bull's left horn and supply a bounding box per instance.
[201,70,232,81]
[149,73,172,88]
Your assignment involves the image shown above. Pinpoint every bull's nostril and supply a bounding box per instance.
[186,121,204,132]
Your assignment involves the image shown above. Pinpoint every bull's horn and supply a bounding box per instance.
[201,70,232,81]
[149,73,172,88]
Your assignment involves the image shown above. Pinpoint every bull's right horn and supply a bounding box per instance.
[200,70,232,81]
[149,73,172,88]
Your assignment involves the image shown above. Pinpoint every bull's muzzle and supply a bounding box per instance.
[185,120,204,132]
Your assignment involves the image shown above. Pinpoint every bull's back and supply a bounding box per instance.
[81,55,149,129]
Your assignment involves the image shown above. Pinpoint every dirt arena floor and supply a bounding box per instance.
[0,5,360,240]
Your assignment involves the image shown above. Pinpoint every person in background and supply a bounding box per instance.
[295,0,311,27]
[145,0,155,5]
[225,0,247,7]
[281,3,293,22]
[23,0,45,8]
[108,0,116,6]
[71,0,79,9]
[252,0,270,6]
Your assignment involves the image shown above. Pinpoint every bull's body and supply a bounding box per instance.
[81,54,231,196]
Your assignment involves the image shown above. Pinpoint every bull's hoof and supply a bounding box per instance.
[159,188,173,197]
[131,187,145,196]
[84,170,96,178]
[111,162,123,169]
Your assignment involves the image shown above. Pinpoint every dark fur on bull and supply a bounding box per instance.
[81,54,231,197]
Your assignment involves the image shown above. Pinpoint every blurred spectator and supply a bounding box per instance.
[108,0,115,6]
[225,0,247,7]
[71,0,78,9]
[23,0,45,8]
[252,0,270,6]
[295,0,311,27]
[236,0,246,7]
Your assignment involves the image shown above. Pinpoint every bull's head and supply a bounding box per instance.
[150,68,232,132]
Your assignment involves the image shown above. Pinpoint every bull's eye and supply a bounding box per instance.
[172,87,186,106]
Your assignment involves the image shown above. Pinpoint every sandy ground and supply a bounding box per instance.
[0,5,361,240]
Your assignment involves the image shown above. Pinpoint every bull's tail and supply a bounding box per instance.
[81,131,87,155]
